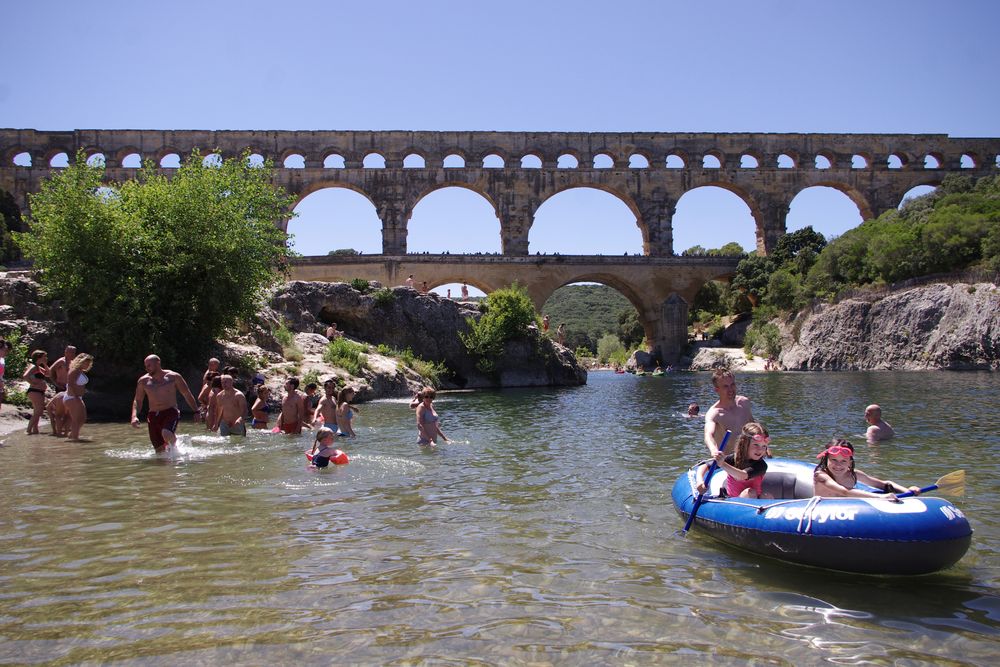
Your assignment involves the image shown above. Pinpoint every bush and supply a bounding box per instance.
[3,388,31,407]
[323,338,368,377]
[372,287,395,306]
[743,319,782,359]
[273,322,302,361]
[350,278,372,294]
[15,150,294,366]
[2,329,29,380]
[460,283,537,374]
[596,334,625,364]
[301,369,321,387]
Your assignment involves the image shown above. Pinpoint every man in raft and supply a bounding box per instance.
[703,369,755,457]
[130,354,199,452]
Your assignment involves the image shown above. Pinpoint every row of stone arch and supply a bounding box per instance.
[9,147,998,171]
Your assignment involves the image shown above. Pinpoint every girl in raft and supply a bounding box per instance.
[813,439,920,501]
[696,422,772,498]
[308,426,348,468]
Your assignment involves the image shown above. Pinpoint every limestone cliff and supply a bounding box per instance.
[779,282,1000,371]
[270,281,586,388]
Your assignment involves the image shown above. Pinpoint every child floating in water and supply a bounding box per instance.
[309,427,348,468]
[696,422,772,499]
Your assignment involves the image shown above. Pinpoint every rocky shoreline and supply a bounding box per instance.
[0,274,586,421]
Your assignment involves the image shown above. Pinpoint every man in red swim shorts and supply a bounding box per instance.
[130,354,199,452]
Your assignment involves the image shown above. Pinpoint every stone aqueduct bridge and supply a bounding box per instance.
[2,129,998,361]
[289,253,740,361]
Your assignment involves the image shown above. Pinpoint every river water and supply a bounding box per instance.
[1,371,998,665]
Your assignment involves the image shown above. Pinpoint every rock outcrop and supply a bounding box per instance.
[269,281,586,388]
[779,282,1000,370]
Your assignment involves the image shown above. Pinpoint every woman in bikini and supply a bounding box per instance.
[22,350,50,435]
[65,353,94,442]
[251,385,272,429]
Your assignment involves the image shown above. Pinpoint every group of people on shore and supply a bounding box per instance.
[2,344,95,441]
[696,368,917,502]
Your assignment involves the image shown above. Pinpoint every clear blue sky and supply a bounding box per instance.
[4,1,999,294]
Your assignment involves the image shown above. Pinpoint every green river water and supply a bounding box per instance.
[1,371,998,665]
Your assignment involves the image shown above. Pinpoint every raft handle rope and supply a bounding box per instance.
[755,498,811,514]
[797,496,822,534]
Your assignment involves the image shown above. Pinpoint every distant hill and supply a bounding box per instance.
[542,284,636,352]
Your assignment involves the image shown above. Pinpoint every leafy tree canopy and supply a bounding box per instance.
[16,150,295,365]
[459,283,538,374]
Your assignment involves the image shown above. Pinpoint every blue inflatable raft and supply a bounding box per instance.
[671,458,972,575]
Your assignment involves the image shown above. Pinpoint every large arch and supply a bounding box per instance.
[529,186,642,254]
[539,278,651,354]
[407,185,502,254]
[288,186,383,255]
[673,185,757,255]
[786,185,865,239]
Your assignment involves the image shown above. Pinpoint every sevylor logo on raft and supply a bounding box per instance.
[764,506,858,523]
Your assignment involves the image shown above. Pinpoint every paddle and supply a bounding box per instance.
[682,430,731,534]
[895,469,965,499]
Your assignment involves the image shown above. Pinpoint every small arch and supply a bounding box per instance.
[557,154,579,168]
[122,153,142,168]
[593,153,614,169]
[960,154,977,169]
[482,153,505,168]
[777,154,796,169]
[665,154,685,169]
[160,153,181,168]
[521,154,542,169]
[246,153,265,168]
[887,154,904,169]
[443,154,465,168]
[363,153,386,168]
[923,154,942,169]
[814,154,832,169]
[203,153,224,168]
[49,152,70,168]
[86,153,106,167]
[702,154,722,169]
[628,154,650,168]
[324,153,346,168]
[852,154,869,169]
[403,153,426,168]
[13,151,31,167]
[740,154,759,169]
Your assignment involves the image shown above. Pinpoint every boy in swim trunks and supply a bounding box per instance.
[277,377,306,434]
[215,374,248,436]
[130,354,199,453]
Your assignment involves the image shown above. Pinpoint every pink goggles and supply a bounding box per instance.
[750,434,770,445]
[817,445,854,459]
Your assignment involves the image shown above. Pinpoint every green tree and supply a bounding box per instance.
[770,226,826,272]
[731,254,776,306]
[16,150,295,365]
[714,241,746,256]
[596,333,625,364]
[460,283,537,374]
[617,309,645,348]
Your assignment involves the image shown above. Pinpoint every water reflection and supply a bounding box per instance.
[0,371,998,663]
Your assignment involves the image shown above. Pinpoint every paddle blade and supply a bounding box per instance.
[933,469,965,497]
